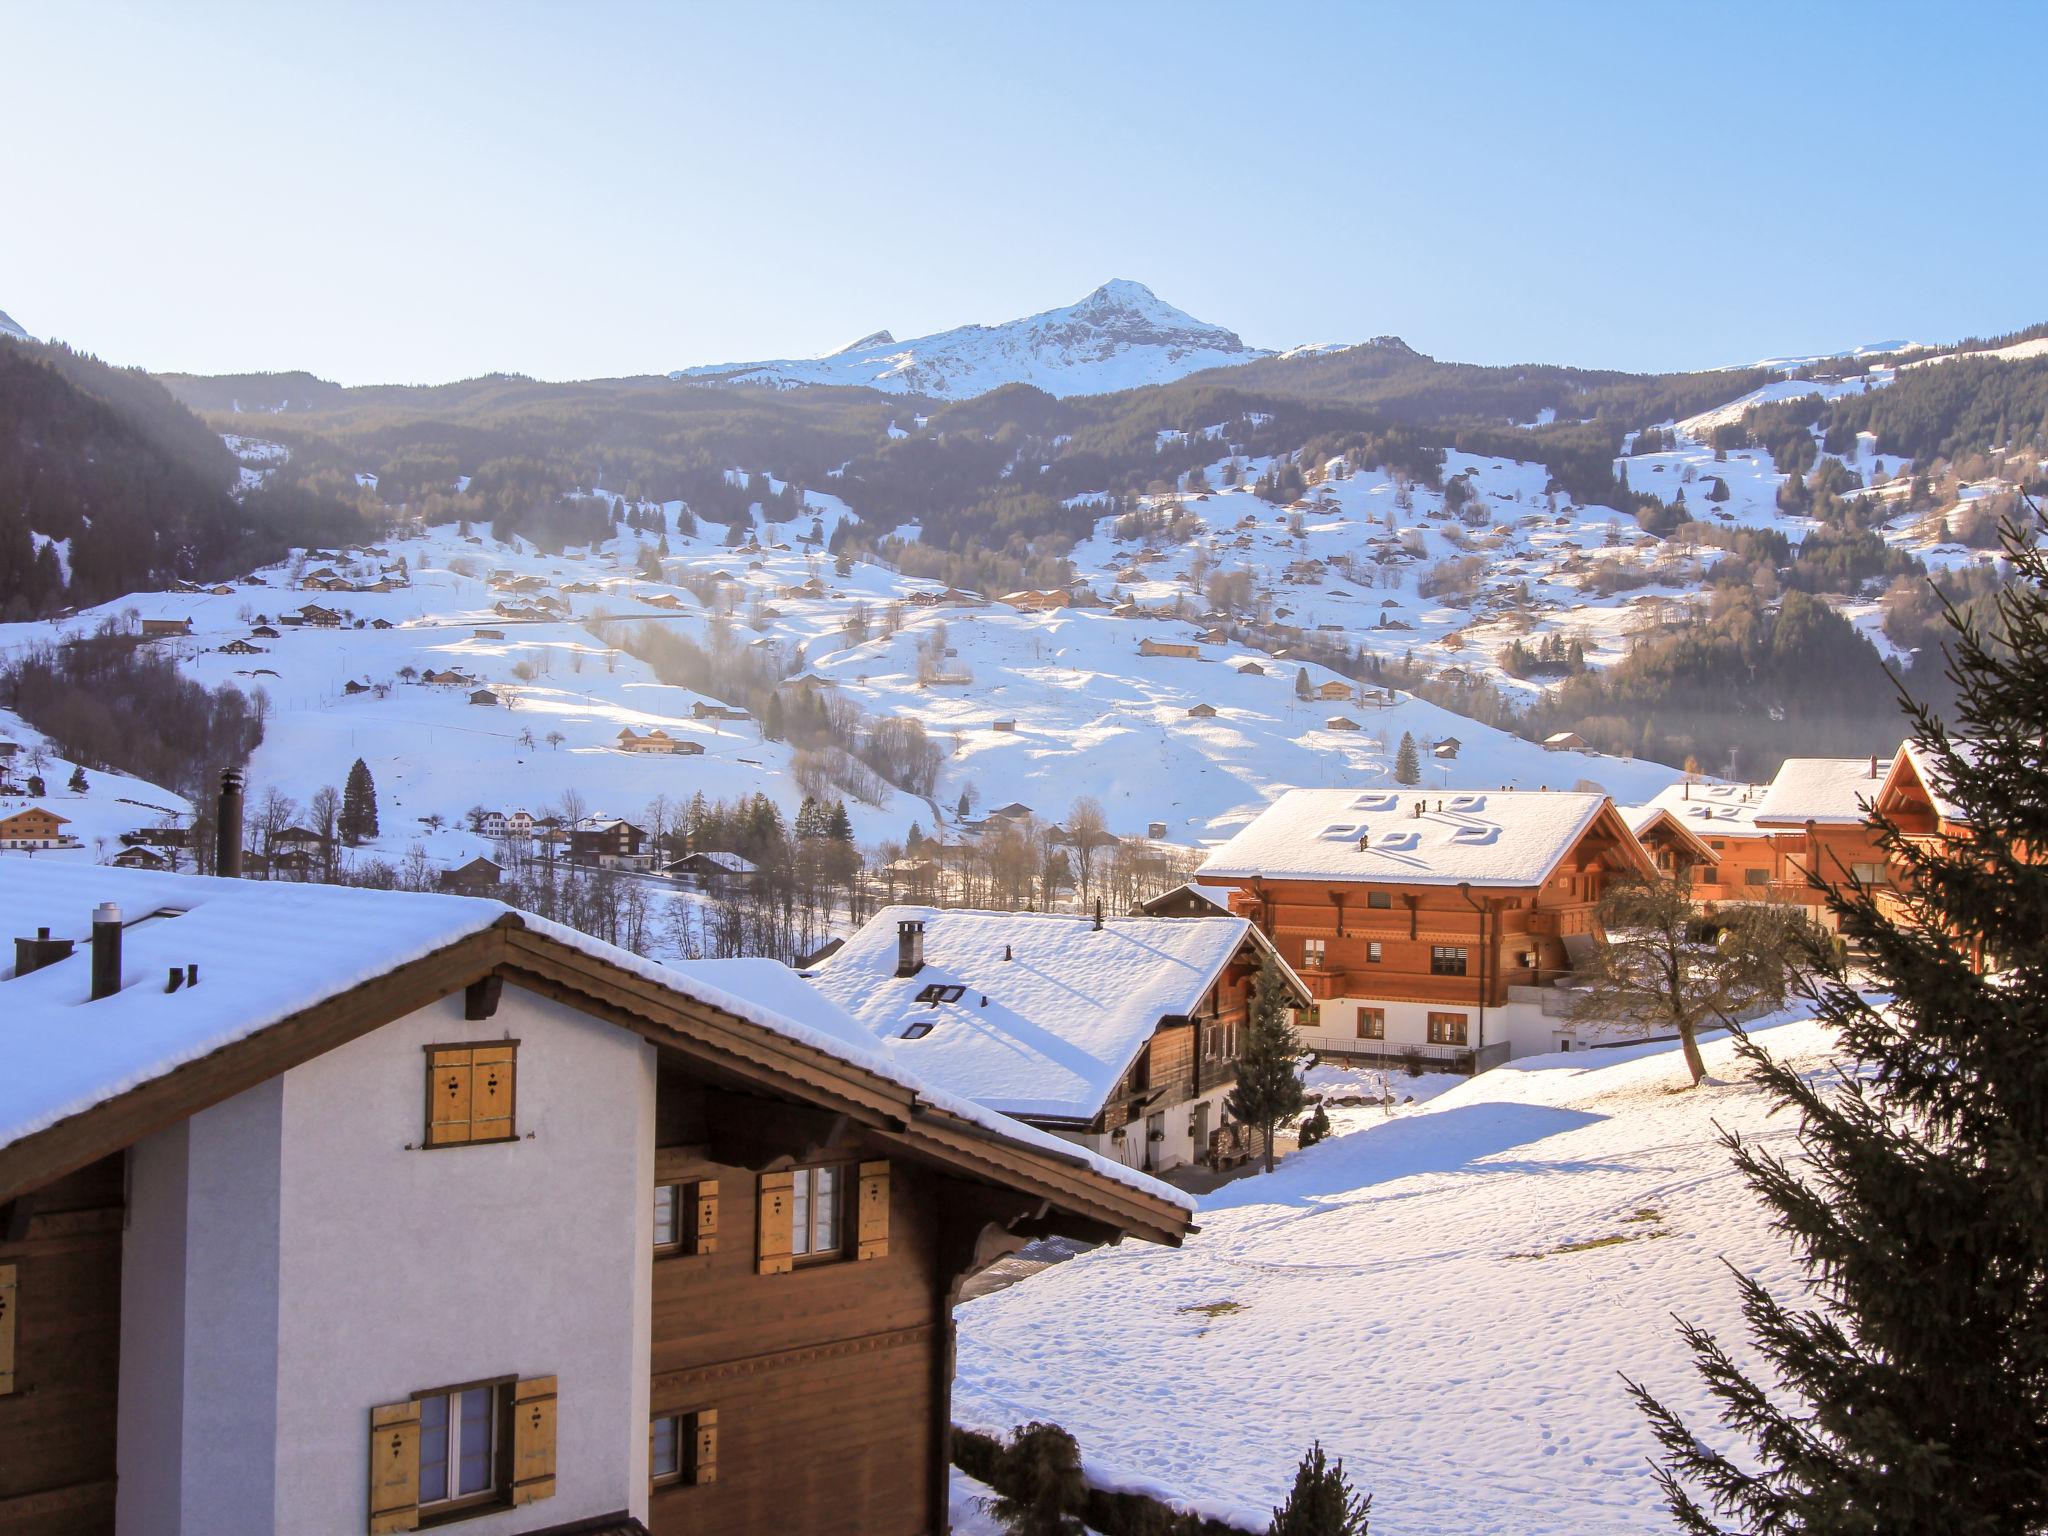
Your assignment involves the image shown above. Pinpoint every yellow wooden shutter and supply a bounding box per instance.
[690,1408,718,1485]
[694,1179,720,1255]
[367,1399,421,1534]
[856,1160,890,1261]
[0,1263,16,1395]
[470,1044,516,1142]
[511,1375,557,1505]
[427,1048,473,1146]
[756,1171,794,1274]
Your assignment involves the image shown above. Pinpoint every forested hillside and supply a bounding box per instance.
[0,339,371,616]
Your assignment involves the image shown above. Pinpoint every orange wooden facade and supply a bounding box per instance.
[1210,808,1652,1018]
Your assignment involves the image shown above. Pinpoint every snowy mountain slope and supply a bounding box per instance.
[953,1013,1836,1535]
[674,280,1271,399]
[0,310,30,343]
[0,495,1681,895]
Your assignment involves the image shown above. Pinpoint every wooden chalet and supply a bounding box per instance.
[437,855,503,892]
[808,908,1309,1174]
[570,819,652,869]
[138,618,192,639]
[0,861,1190,1536]
[1137,638,1200,659]
[1753,754,1895,927]
[1313,680,1352,702]
[0,808,75,851]
[1197,789,1657,1067]
[1630,781,1778,904]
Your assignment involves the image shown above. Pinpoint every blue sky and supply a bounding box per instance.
[5,0,2041,385]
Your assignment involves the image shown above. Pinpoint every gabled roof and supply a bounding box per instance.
[0,865,1190,1240]
[1641,779,1770,837]
[807,905,1304,1124]
[1620,804,1720,866]
[1877,739,1977,828]
[1754,755,1893,827]
[1196,789,1651,888]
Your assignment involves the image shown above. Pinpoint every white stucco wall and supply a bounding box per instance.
[116,1119,190,1536]
[118,983,657,1536]
[1060,1081,1235,1174]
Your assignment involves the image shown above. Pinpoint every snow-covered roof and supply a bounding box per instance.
[0,864,1189,1212]
[1638,780,1771,837]
[1754,755,1891,826]
[1195,789,1631,888]
[1885,740,1976,825]
[806,905,1271,1123]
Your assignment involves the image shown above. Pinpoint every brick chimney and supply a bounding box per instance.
[895,920,925,978]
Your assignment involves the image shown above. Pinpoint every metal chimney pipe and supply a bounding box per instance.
[216,768,245,878]
[90,902,122,1001]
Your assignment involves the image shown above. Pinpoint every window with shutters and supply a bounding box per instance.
[652,1408,718,1488]
[654,1177,719,1258]
[370,1375,553,1531]
[758,1162,888,1272]
[423,1042,518,1148]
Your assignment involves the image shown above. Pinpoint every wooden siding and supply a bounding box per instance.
[648,1066,1017,1536]
[0,1156,124,1536]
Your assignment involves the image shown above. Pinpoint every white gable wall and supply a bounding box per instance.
[116,984,657,1536]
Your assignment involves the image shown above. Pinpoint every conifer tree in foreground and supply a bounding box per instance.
[1269,1441,1371,1535]
[1228,954,1306,1173]
[1631,502,2048,1532]
[340,757,380,846]
[986,1422,1087,1536]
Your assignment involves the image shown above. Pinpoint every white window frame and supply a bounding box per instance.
[651,1412,684,1485]
[417,1383,502,1511]
[653,1182,681,1251]
[789,1166,841,1259]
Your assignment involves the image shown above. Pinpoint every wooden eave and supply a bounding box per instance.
[0,914,1190,1246]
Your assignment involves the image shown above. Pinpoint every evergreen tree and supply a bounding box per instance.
[339,758,380,845]
[1394,731,1420,785]
[1270,1441,1371,1536]
[1227,955,1305,1173]
[1294,667,1312,700]
[827,801,853,842]
[67,764,88,793]
[985,1422,1086,1536]
[1632,501,2048,1531]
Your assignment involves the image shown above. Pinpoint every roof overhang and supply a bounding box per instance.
[0,914,1191,1247]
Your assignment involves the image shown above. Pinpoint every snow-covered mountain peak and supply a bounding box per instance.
[833,329,897,355]
[0,309,31,343]
[673,281,1271,400]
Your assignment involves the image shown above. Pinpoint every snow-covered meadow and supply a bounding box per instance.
[954,1015,1835,1535]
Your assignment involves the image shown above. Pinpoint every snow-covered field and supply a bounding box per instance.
[954,1015,1834,1535]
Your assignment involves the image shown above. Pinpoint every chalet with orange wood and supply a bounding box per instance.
[1627,781,1777,904]
[1197,789,1657,1067]
[1753,754,1896,926]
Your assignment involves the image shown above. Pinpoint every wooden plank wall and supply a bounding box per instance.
[0,1155,124,1536]
[649,1075,946,1536]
